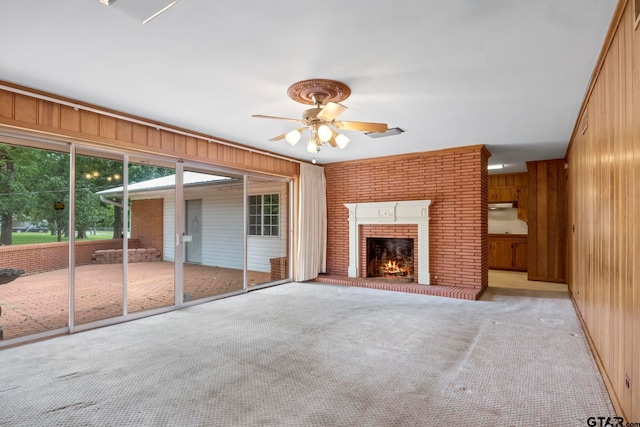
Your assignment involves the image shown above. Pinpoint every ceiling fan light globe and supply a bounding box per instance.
[307,140,319,154]
[285,129,301,145]
[317,125,332,142]
[335,133,350,149]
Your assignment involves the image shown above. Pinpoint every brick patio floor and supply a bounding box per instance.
[0,262,271,341]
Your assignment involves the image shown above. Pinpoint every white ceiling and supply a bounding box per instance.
[0,0,616,172]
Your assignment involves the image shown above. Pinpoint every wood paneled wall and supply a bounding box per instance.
[526,159,567,283]
[566,0,638,420]
[0,82,299,178]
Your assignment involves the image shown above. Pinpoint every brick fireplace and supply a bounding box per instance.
[366,237,414,279]
[323,145,490,299]
[344,200,431,285]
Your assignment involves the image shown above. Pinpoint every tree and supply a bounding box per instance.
[1,144,174,245]
[0,144,45,245]
[25,150,70,242]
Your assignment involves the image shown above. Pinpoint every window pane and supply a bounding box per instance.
[246,182,288,287]
[0,143,70,340]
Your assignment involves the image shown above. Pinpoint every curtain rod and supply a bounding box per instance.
[0,83,303,165]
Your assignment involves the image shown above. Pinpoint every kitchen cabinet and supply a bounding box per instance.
[488,234,528,271]
[488,187,517,202]
[516,188,528,222]
[488,172,528,222]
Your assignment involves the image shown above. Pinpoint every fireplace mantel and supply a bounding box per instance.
[344,200,432,285]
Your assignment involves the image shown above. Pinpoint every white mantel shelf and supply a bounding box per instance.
[344,200,432,285]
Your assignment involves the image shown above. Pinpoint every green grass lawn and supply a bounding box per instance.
[10,231,115,245]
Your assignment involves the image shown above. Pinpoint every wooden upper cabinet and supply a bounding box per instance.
[488,172,528,222]
[516,187,528,222]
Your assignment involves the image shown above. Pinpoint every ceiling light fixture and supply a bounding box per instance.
[285,129,302,145]
[488,164,504,170]
[253,79,389,163]
[335,133,350,149]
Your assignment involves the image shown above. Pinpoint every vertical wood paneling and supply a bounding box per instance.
[147,127,161,148]
[39,100,59,128]
[0,90,13,118]
[185,136,198,155]
[14,94,37,123]
[99,116,116,139]
[116,120,132,143]
[567,0,638,420]
[59,105,80,131]
[160,131,174,151]
[131,123,147,145]
[173,134,185,155]
[527,159,566,283]
[80,110,99,135]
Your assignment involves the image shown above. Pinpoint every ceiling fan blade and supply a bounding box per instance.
[268,132,288,141]
[326,133,338,148]
[252,114,302,123]
[336,121,388,133]
[317,102,347,121]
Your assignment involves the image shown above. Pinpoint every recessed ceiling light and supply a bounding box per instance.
[488,164,504,170]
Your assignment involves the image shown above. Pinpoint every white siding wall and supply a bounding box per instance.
[198,188,244,269]
[158,181,287,273]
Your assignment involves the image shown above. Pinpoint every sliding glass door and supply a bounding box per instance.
[0,137,293,347]
[73,149,125,326]
[0,142,70,340]
[126,157,176,314]
[246,177,290,288]
[181,167,245,303]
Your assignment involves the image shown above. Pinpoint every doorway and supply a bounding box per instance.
[185,199,202,264]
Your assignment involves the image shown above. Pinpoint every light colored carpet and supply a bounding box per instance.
[0,283,614,426]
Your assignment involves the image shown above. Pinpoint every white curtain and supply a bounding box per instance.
[294,162,327,282]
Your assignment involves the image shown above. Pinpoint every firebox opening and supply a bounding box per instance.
[366,237,414,280]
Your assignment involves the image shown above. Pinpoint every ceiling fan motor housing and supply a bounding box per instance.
[287,79,351,105]
[302,108,324,123]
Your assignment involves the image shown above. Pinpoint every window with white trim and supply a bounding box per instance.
[248,193,279,236]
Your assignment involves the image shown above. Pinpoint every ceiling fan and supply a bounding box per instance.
[252,79,388,162]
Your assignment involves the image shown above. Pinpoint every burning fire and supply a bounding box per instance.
[383,260,407,275]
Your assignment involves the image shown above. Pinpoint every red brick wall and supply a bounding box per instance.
[0,239,140,275]
[131,199,164,252]
[324,145,490,290]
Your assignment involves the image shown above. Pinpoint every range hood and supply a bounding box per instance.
[488,202,517,210]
